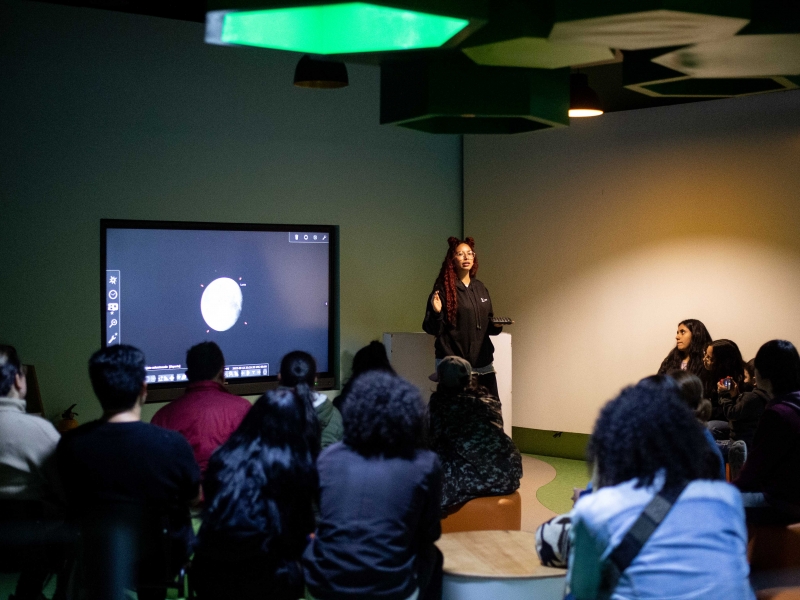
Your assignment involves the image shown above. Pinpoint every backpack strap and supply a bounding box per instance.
[598,481,688,599]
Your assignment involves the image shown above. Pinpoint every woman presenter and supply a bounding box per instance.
[423,236,504,399]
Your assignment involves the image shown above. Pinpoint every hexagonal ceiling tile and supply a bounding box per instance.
[550,6,749,50]
[622,47,799,97]
[205,2,483,54]
[463,38,614,69]
[380,56,570,134]
[652,34,800,77]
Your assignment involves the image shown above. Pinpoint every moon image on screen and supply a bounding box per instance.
[201,277,242,332]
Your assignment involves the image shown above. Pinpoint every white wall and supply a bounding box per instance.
[465,90,800,434]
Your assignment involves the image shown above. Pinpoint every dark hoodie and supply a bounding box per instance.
[422,278,502,369]
[720,387,770,450]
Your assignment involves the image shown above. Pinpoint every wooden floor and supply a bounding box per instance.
[519,454,559,532]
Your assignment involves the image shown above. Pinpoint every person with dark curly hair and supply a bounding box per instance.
[657,319,712,382]
[192,388,318,600]
[303,371,443,600]
[428,356,522,510]
[423,237,504,399]
[735,340,800,525]
[568,375,753,600]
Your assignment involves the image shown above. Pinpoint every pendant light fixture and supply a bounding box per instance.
[294,55,349,88]
[206,1,487,55]
[569,72,603,117]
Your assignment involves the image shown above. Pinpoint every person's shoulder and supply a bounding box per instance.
[9,409,61,442]
[573,479,651,525]
[683,480,743,507]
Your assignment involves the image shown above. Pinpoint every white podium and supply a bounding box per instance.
[382,332,512,436]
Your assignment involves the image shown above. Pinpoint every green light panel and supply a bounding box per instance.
[220,2,470,54]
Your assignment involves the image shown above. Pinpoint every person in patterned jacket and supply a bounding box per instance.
[428,356,522,511]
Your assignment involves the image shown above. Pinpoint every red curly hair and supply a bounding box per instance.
[435,237,479,326]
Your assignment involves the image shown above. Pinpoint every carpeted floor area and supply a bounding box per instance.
[518,454,590,531]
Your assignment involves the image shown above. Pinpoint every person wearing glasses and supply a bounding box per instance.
[423,237,504,399]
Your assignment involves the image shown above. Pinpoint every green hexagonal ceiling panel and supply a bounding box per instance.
[652,34,800,78]
[463,38,614,69]
[550,1,750,51]
[206,2,473,54]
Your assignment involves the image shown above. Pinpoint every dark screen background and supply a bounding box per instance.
[105,227,330,373]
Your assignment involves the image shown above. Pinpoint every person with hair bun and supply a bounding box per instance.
[423,237,504,399]
[279,351,342,456]
[568,375,753,600]
[657,319,712,380]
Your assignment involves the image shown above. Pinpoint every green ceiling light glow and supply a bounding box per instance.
[206,2,472,54]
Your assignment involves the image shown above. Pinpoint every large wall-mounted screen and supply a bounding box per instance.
[101,220,337,401]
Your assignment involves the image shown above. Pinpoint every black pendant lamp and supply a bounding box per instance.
[569,72,603,117]
[294,55,349,89]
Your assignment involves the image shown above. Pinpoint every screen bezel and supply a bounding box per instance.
[101,219,338,402]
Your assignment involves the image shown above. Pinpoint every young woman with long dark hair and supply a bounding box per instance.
[568,376,753,599]
[702,339,746,439]
[279,351,343,455]
[657,319,712,379]
[192,389,318,600]
[422,237,504,398]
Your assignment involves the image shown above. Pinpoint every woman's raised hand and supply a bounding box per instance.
[431,291,442,313]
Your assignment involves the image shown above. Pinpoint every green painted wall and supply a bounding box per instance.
[0,0,462,423]
[512,427,590,461]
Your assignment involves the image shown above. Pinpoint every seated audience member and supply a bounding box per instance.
[656,319,712,379]
[719,359,768,455]
[303,371,443,600]
[428,356,522,511]
[192,389,317,600]
[57,345,200,600]
[0,345,65,600]
[568,375,753,600]
[702,339,745,440]
[735,339,800,525]
[670,370,726,479]
[151,342,251,478]
[279,351,342,454]
[332,340,396,413]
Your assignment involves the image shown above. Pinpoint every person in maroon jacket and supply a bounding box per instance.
[734,339,800,525]
[151,342,251,478]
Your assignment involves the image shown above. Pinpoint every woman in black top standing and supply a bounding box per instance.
[423,237,504,399]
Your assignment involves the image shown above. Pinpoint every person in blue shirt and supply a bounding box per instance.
[568,376,754,600]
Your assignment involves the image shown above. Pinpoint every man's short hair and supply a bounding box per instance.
[0,344,22,397]
[88,345,146,413]
[186,342,225,383]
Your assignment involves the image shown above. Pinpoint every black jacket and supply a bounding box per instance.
[721,387,770,450]
[422,278,502,368]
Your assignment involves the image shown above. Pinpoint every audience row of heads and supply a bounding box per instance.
[78,341,425,460]
[661,319,800,395]
[598,338,800,491]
